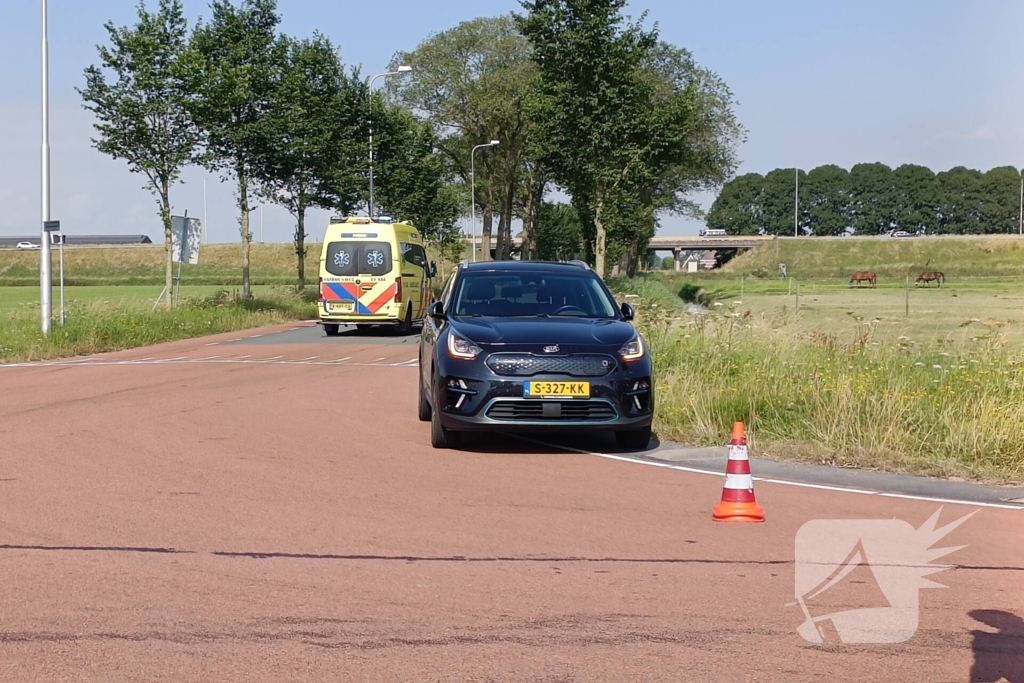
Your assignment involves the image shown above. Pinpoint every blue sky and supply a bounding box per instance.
[1,0,1022,242]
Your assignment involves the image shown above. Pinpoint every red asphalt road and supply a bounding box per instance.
[1,322,1022,682]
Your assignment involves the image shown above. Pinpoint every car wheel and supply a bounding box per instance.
[615,425,651,450]
[418,374,431,422]
[430,399,460,449]
[323,323,340,336]
[395,304,412,335]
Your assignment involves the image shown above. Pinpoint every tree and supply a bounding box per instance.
[803,165,849,235]
[517,0,662,276]
[78,0,198,308]
[936,166,983,234]
[185,0,286,300]
[892,164,938,233]
[371,104,462,246]
[760,168,808,236]
[388,16,538,261]
[256,34,363,289]
[978,166,1022,234]
[535,202,584,261]
[705,173,764,235]
[848,162,895,234]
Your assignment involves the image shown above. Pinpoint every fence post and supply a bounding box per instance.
[796,283,800,311]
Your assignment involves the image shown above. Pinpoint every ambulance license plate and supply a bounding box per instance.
[524,381,590,398]
[329,302,354,313]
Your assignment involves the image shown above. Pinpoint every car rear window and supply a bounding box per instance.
[325,241,392,277]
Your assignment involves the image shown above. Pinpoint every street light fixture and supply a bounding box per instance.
[367,66,413,218]
[470,140,500,262]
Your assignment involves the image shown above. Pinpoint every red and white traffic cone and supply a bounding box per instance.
[712,421,765,523]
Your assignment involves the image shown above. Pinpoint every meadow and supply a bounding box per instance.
[609,272,1024,484]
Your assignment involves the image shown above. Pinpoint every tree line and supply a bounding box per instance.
[80,0,744,302]
[706,163,1024,237]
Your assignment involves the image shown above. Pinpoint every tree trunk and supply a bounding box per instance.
[594,199,607,277]
[625,237,639,278]
[160,180,173,309]
[501,175,515,260]
[481,199,493,262]
[238,169,252,300]
[495,211,506,262]
[295,196,306,291]
[523,174,545,261]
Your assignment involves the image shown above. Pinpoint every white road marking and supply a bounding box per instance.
[257,355,285,362]
[205,342,219,347]
[512,436,1023,511]
[324,357,351,364]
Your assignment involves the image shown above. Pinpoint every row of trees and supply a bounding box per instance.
[80,0,745,300]
[706,163,1024,237]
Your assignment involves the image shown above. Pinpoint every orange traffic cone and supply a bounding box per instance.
[712,422,765,523]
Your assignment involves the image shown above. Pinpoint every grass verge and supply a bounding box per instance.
[0,287,316,364]
[611,276,1024,485]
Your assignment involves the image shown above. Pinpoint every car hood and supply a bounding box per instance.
[448,316,636,348]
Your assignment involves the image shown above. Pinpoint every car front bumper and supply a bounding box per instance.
[434,356,654,432]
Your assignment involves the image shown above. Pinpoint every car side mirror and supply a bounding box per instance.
[429,260,437,278]
[620,302,635,321]
[428,300,446,320]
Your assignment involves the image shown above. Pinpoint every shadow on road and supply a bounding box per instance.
[970,610,1024,683]
[454,431,662,457]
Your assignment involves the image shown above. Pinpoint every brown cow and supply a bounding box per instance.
[915,271,945,287]
[849,270,877,288]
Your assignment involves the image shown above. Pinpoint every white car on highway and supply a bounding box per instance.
[15,241,40,250]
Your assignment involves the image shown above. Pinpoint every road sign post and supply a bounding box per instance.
[43,221,63,326]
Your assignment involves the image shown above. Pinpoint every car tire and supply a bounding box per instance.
[418,374,431,422]
[615,425,651,450]
[323,323,340,336]
[395,304,412,335]
[430,399,460,449]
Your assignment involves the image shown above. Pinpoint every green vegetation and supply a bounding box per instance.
[0,288,314,364]
[608,274,1024,483]
[706,162,1024,236]
[720,234,1024,280]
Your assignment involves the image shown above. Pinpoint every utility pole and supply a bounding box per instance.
[1019,170,1022,236]
[40,0,52,335]
[794,168,799,238]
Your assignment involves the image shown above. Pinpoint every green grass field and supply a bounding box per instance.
[0,284,285,311]
[721,234,1024,280]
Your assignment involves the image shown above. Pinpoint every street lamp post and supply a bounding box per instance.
[40,0,52,335]
[470,141,500,262]
[1019,170,1022,236]
[367,65,412,218]
[794,167,799,238]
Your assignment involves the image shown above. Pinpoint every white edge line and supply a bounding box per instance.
[512,436,1023,511]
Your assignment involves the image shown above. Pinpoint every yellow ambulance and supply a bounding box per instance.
[317,215,437,335]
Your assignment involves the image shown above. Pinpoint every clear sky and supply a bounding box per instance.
[1,0,1022,242]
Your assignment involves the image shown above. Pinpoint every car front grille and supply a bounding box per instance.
[485,353,616,377]
[485,400,617,422]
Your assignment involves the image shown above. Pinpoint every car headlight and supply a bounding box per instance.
[447,332,482,360]
[619,334,645,361]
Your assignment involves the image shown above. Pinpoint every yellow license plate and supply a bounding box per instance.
[329,301,354,312]
[524,381,590,398]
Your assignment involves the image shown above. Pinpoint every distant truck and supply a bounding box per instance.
[699,228,727,238]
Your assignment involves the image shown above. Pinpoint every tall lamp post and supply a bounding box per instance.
[794,167,799,238]
[470,140,500,262]
[367,65,412,218]
[40,0,52,335]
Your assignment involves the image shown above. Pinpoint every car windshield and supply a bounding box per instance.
[451,272,619,318]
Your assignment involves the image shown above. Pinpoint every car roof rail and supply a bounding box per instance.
[459,259,469,269]
[566,259,590,270]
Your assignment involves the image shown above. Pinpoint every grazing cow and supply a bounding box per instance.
[915,271,945,287]
[849,270,877,288]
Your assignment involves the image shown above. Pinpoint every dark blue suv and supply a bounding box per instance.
[418,260,654,450]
